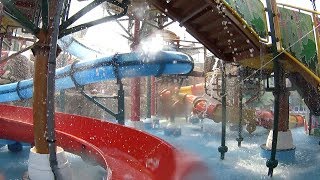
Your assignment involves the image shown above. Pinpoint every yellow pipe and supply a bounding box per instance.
[220,0,269,43]
[271,0,282,51]
[179,83,204,95]
[179,87,192,95]
[277,3,320,15]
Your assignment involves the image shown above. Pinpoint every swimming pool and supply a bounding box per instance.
[1,119,319,180]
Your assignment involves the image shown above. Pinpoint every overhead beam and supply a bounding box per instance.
[0,0,39,36]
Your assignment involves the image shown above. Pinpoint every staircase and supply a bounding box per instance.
[148,0,320,114]
[148,0,266,62]
[289,73,320,115]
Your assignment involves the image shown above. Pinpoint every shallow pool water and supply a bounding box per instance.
[0,119,319,180]
[0,145,106,180]
[147,119,320,180]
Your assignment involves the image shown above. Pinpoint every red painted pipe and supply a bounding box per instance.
[130,17,141,121]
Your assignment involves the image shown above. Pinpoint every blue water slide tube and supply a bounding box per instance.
[0,51,193,102]
[58,35,103,60]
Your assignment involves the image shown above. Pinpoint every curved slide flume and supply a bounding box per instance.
[0,50,193,102]
[58,35,103,60]
[0,104,210,179]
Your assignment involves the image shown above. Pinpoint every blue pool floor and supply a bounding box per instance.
[1,118,320,180]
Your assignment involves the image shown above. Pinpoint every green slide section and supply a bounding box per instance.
[224,0,268,38]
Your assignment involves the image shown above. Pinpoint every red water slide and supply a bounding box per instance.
[0,104,209,180]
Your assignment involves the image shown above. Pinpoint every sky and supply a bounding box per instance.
[69,0,320,57]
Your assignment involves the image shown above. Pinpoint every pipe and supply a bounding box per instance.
[236,68,243,147]
[218,62,228,160]
[113,54,125,125]
[266,0,280,177]
[117,80,125,125]
[146,76,152,118]
[277,2,320,15]
[0,3,3,60]
[46,0,64,179]
[151,76,156,116]
[130,16,141,121]
[309,111,313,135]
[0,51,194,103]
[41,0,49,30]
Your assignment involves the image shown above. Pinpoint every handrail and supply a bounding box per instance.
[282,50,320,87]
[277,3,320,15]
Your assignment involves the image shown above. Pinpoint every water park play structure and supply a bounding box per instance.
[0,0,320,179]
[159,83,304,134]
[0,7,206,178]
[150,0,320,174]
[0,0,210,179]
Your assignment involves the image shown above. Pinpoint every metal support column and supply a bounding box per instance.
[218,62,228,160]
[308,111,313,135]
[266,0,286,176]
[130,16,141,122]
[117,78,125,125]
[151,76,156,116]
[146,76,152,118]
[236,67,244,147]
